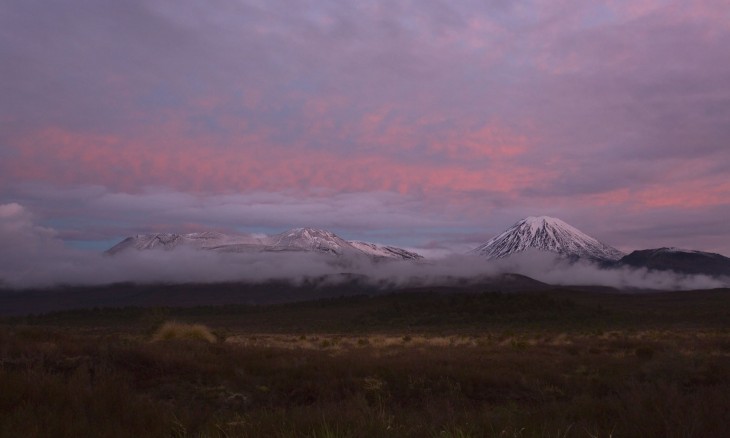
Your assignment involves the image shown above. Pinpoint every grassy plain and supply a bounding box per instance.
[2,288,730,437]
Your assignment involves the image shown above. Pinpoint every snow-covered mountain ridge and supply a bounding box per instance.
[107,228,423,260]
[471,216,624,261]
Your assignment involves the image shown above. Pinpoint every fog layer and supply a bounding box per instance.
[0,204,726,291]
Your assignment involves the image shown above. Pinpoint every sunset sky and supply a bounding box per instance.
[1,0,729,255]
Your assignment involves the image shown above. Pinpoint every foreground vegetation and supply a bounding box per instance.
[2,289,730,437]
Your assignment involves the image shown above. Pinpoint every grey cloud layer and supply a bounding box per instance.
[1,1,729,253]
[4,1,729,158]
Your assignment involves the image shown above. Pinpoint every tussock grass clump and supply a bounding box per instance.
[151,321,217,343]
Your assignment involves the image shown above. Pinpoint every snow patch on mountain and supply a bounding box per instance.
[648,247,705,255]
[348,241,423,260]
[472,216,624,261]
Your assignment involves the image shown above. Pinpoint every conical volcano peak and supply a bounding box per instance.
[523,216,570,230]
[523,216,567,225]
[472,216,624,261]
[525,215,560,222]
[522,216,581,228]
[518,216,594,240]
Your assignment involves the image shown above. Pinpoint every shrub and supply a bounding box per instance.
[320,339,333,348]
[151,321,217,343]
[635,346,655,361]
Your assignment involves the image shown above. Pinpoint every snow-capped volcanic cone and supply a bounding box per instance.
[472,216,624,261]
[107,228,422,260]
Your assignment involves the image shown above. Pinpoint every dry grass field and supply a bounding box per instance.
[2,289,730,437]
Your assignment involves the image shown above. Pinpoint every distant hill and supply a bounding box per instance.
[619,248,730,277]
[0,273,550,317]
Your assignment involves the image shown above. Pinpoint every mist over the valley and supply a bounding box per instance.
[1,203,726,291]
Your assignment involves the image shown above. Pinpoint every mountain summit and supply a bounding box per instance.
[267,228,356,255]
[471,216,624,261]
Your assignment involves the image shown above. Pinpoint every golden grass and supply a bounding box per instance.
[222,330,730,358]
[223,333,486,351]
[151,321,217,343]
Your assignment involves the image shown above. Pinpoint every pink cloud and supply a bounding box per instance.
[6,117,545,197]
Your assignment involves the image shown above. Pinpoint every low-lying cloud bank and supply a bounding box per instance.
[492,251,727,291]
[0,203,727,291]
